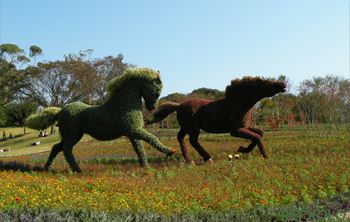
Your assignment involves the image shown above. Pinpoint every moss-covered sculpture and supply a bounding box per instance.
[25,68,176,172]
[146,76,286,163]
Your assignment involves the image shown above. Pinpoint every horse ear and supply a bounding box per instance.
[155,74,162,84]
[158,70,160,74]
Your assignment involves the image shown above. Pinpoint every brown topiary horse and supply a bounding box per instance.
[146,76,286,163]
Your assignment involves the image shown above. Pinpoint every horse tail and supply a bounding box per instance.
[25,107,62,131]
[146,102,180,124]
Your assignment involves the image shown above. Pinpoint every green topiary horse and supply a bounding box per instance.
[146,76,286,164]
[25,68,176,172]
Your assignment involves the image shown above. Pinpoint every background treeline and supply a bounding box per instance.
[1,43,350,132]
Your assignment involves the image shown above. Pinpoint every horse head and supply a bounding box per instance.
[142,72,163,111]
[254,77,286,98]
[257,79,287,97]
[225,76,286,101]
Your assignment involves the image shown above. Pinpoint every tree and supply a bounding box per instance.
[295,74,349,130]
[0,44,31,105]
[0,43,30,66]
[92,53,136,104]
[0,58,16,105]
[0,106,6,126]
[29,45,43,66]
[63,49,96,105]
[191,88,222,100]
[337,79,350,125]
[295,80,322,129]
[18,59,92,135]
[0,58,30,105]
[18,60,87,108]
[265,75,293,119]
[4,101,39,134]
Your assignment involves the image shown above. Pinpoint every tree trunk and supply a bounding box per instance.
[50,126,56,135]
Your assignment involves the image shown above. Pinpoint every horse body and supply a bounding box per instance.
[26,68,175,172]
[60,88,145,142]
[175,97,258,162]
[191,98,252,133]
[147,76,286,163]
[178,98,229,133]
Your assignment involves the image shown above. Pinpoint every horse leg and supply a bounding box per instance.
[129,138,149,167]
[44,142,63,171]
[62,145,81,173]
[237,126,264,153]
[62,134,84,173]
[189,131,212,162]
[232,128,269,159]
[177,129,194,164]
[128,128,173,154]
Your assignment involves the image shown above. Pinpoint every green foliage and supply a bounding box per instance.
[106,67,162,101]
[191,88,223,100]
[29,45,43,58]
[0,43,29,65]
[0,44,24,57]
[25,107,61,131]
[296,74,350,126]
[159,93,187,103]
[4,101,39,127]
[0,106,7,126]
[191,88,221,95]
[0,59,17,105]
[29,45,43,66]
[16,55,30,63]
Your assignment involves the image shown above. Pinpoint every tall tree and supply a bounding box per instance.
[18,60,87,108]
[295,91,320,129]
[0,44,32,105]
[0,61,30,105]
[64,49,96,105]
[0,44,30,67]
[18,59,91,135]
[29,45,43,66]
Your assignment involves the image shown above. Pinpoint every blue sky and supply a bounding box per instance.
[1,0,349,97]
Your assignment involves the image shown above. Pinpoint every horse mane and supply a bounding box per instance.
[106,68,161,100]
[225,76,269,98]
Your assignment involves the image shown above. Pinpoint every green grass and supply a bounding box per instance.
[0,128,349,221]
[0,127,61,156]
[0,127,112,156]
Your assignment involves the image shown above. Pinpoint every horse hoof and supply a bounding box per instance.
[206,158,213,163]
[237,146,248,153]
[167,149,176,157]
[185,160,195,164]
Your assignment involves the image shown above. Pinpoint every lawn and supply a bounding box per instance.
[0,128,349,221]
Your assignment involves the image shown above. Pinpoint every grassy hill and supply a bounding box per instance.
[0,127,61,156]
[0,127,123,157]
